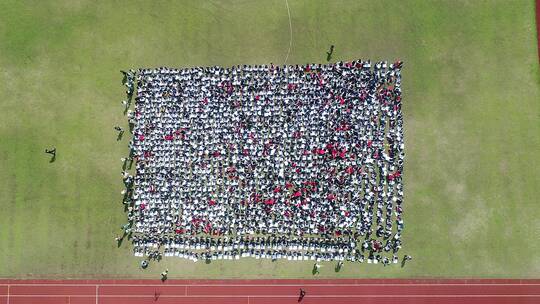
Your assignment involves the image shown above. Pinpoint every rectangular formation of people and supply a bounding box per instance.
[125,59,405,265]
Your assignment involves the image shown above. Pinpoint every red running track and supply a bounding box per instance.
[0,279,539,304]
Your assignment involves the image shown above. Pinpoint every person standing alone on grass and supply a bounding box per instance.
[115,125,124,134]
[326,45,335,61]
[401,254,412,267]
[313,262,321,274]
[336,260,343,271]
[45,147,56,156]
[45,146,57,162]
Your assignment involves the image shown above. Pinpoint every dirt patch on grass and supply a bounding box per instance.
[445,180,466,202]
[451,197,492,241]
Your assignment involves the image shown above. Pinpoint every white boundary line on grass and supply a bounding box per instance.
[284,0,293,64]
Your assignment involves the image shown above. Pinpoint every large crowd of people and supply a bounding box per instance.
[123,59,405,264]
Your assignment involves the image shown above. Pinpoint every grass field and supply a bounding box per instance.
[0,0,539,279]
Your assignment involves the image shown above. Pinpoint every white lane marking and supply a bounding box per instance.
[2,283,540,287]
[284,0,293,64]
[4,294,540,298]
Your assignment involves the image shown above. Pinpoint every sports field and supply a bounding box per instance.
[0,0,539,279]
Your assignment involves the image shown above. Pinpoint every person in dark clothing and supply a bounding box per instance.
[121,70,128,85]
[115,126,125,140]
[326,45,335,61]
[298,289,306,302]
[45,147,56,155]
[45,147,57,162]
[161,268,169,281]
[401,254,412,267]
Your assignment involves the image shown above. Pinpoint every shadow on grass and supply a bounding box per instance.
[121,72,127,85]
[326,52,332,62]
[49,154,56,163]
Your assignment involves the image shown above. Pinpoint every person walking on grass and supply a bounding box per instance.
[161,269,169,281]
[45,147,56,156]
[45,146,57,162]
[115,125,125,140]
[313,262,321,274]
[121,222,132,235]
[401,254,412,267]
[121,70,129,85]
[326,45,335,61]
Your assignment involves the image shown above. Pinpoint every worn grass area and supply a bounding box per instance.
[0,0,539,279]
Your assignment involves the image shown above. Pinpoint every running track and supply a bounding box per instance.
[0,279,539,304]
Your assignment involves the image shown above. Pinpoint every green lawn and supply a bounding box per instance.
[0,0,539,279]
